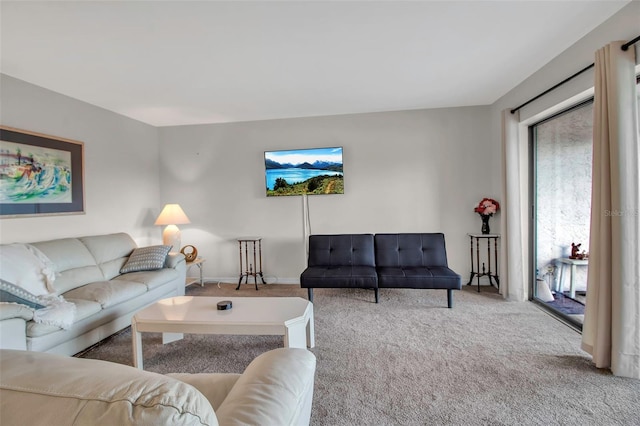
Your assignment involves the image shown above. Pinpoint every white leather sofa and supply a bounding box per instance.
[0,347,316,426]
[0,233,186,355]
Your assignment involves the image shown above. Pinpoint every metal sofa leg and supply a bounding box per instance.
[374,288,379,304]
[308,288,314,303]
[447,289,453,308]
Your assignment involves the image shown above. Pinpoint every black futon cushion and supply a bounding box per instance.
[300,234,378,289]
[374,233,461,290]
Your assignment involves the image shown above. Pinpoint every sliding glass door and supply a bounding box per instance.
[531,100,594,328]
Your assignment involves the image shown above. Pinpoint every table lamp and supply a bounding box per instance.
[154,204,191,251]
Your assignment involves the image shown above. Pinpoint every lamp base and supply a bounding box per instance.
[162,225,181,252]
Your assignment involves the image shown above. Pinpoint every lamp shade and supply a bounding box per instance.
[154,204,191,226]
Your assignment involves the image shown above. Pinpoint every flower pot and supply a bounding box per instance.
[481,214,491,234]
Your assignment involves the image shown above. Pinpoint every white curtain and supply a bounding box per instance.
[500,109,528,302]
[581,41,640,379]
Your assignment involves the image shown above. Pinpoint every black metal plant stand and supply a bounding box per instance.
[237,237,266,290]
[466,234,500,292]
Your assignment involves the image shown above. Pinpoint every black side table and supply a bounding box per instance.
[236,237,266,290]
[467,233,500,292]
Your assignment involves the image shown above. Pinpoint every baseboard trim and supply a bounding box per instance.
[205,277,300,285]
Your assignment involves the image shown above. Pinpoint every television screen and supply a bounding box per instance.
[264,147,344,197]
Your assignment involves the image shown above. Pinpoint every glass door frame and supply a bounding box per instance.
[528,98,594,332]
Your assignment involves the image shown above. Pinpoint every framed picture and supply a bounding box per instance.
[264,147,344,197]
[0,126,85,217]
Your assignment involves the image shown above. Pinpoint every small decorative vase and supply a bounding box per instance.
[481,214,491,234]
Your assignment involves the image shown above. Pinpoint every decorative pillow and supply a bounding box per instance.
[120,245,172,274]
[0,279,46,309]
[0,243,56,295]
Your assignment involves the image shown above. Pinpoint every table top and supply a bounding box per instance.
[133,296,310,326]
[238,236,262,241]
[556,257,589,265]
[186,257,205,265]
[468,233,500,238]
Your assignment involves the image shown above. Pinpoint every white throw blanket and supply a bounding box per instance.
[33,295,76,330]
[1,243,75,329]
[0,243,57,295]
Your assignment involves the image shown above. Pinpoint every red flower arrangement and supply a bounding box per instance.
[474,198,500,216]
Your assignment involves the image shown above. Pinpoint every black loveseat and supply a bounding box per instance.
[300,233,462,308]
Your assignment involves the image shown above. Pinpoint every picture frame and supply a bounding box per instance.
[0,126,85,217]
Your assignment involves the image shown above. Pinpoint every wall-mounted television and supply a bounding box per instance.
[264,147,344,197]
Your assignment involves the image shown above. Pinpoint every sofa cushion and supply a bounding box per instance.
[79,233,137,280]
[375,233,450,267]
[31,238,105,295]
[120,245,172,274]
[377,266,462,289]
[300,266,378,289]
[64,281,147,308]
[0,349,218,426]
[113,268,180,290]
[307,234,375,267]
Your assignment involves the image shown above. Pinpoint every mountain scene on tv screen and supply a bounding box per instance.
[265,148,344,197]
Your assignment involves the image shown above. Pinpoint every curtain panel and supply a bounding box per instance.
[581,41,640,379]
[500,110,528,302]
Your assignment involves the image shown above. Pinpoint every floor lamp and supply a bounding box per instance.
[154,204,191,252]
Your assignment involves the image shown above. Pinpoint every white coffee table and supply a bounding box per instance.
[131,296,314,369]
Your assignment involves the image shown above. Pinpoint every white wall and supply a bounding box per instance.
[491,2,639,125]
[159,107,497,283]
[0,75,162,246]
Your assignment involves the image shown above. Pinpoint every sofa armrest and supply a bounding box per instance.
[215,348,316,426]
[0,303,34,322]
[166,252,186,269]
[167,373,240,411]
[0,304,32,350]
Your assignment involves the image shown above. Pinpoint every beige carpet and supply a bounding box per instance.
[77,283,640,425]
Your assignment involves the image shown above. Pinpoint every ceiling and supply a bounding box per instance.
[0,1,630,127]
